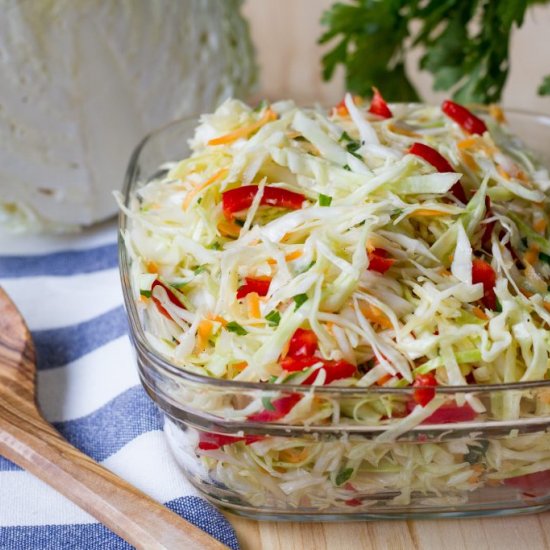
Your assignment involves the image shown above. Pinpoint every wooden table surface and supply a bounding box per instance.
[223,3,550,549]
[225,510,550,550]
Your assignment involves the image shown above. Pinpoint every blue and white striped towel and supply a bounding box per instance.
[0,221,239,550]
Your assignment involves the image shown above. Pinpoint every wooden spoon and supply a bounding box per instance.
[0,287,228,550]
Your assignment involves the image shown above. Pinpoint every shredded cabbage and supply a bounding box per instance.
[123,96,550,512]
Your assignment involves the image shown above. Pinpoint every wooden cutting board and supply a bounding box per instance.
[226,510,550,549]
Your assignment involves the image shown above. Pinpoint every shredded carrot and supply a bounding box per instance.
[543,301,550,313]
[208,109,277,146]
[285,250,303,262]
[217,218,241,238]
[146,261,159,274]
[489,104,506,124]
[280,448,309,464]
[359,303,392,329]
[521,288,534,298]
[472,306,489,321]
[408,209,449,217]
[232,361,248,372]
[183,167,228,210]
[335,105,348,117]
[387,122,420,138]
[459,150,479,172]
[208,314,228,327]
[376,373,392,386]
[457,137,478,150]
[247,292,261,319]
[266,257,277,265]
[281,232,292,242]
[196,319,213,353]
[534,218,547,233]
[325,321,334,336]
[524,244,540,265]
[496,165,511,180]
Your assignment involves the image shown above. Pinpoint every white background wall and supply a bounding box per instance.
[243,0,550,114]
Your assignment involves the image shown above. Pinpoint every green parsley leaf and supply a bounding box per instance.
[335,467,354,486]
[293,293,309,310]
[265,310,281,326]
[319,193,332,207]
[139,289,152,298]
[342,164,351,171]
[226,321,248,335]
[539,75,550,96]
[320,0,541,103]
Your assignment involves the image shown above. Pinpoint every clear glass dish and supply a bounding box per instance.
[119,108,550,520]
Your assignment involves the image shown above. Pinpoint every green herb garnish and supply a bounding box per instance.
[320,0,550,103]
[226,321,248,335]
[335,467,354,486]
[265,310,281,326]
[319,193,333,207]
[140,289,152,298]
[293,293,309,310]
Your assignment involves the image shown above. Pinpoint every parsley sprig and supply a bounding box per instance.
[320,0,550,103]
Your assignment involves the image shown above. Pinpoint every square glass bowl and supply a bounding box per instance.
[119,108,550,520]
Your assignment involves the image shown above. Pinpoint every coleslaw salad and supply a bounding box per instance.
[120,92,550,511]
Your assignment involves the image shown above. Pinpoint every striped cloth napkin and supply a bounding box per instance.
[0,221,239,550]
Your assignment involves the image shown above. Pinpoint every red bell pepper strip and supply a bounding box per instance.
[406,396,476,424]
[472,258,497,310]
[287,328,318,358]
[442,100,487,135]
[151,279,183,320]
[222,185,305,218]
[408,142,467,203]
[198,432,263,450]
[236,277,271,299]
[424,402,476,424]
[503,470,550,495]
[247,393,302,422]
[281,356,357,384]
[367,248,395,274]
[368,87,392,119]
[409,142,454,173]
[412,372,437,406]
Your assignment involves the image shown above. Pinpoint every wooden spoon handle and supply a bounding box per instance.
[0,397,228,550]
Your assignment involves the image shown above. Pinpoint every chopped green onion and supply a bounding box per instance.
[293,293,309,310]
[319,194,332,207]
[265,310,281,326]
[335,467,354,486]
[226,321,248,335]
[140,289,152,298]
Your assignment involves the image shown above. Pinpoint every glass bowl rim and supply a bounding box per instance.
[118,106,550,395]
